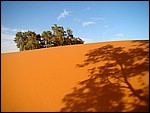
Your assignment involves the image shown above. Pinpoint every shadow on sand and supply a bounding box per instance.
[60,40,149,112]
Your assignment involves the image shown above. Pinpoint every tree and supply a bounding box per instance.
[76,37,84,44]
[51,24,64,46]
[14,32,25,51]
[67,28,73,38]
[14,31,40,51]
[42,31,53,47]
[14,24,84,51]
[23,31,39,50]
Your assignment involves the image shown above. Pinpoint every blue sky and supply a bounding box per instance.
[1,1,149,53]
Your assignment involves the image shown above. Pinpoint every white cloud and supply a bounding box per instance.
[1,25,27,53]
[1,40,19,53]
[1,25,41,53]
[1,25,28,34]
[1,33,15,41]
[82,21,95,27]
[1,25,10,33]
[11,28,18,32]
[115,33,124,37]
[1,33,18,53]
[2,24,37,33]
[57,9,70,21]
[2,25,17,33]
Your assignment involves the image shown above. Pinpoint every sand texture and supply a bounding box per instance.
[1,40,149,112]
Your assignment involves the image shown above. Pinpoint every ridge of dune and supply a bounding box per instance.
[1,39,143,55]
[1,40,149,112]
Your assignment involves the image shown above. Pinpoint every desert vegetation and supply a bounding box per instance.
[14,24,84,51]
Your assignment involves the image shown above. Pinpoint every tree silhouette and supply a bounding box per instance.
[60,40,149,112]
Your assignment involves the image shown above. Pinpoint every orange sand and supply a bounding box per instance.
[1,40,149,112]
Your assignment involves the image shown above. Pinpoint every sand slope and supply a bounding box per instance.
[1,40,149,112]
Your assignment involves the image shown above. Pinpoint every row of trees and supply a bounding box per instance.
[14,24,84,51]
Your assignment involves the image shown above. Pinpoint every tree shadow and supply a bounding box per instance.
[60,40,149,112]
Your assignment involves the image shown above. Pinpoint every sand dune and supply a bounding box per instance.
[1,40,149,112]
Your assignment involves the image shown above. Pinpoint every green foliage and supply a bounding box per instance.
[14,24,84,51]
[14,31,39,51]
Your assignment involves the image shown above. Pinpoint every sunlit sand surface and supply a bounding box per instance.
[1,40,149,112]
